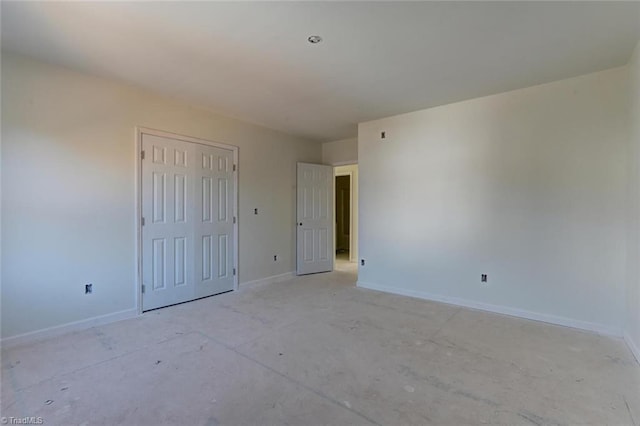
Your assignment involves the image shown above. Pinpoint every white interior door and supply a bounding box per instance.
[297,163,334,275]
[142,133,236,311]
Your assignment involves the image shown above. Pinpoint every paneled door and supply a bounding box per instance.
[296,163,334,275]
[193,143,235,299]
[141,132,236,311]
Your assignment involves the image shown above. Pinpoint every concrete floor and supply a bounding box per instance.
[2,260,639,425]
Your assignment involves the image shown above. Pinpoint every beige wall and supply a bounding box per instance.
[1,53,321,339]
[322,138,357,166]
[358,67,629,335]
[626,40,640,361]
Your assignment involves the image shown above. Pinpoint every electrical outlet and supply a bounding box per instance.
[361,259,366,266]
[381,131,386,140]
[481,274,488,283]
[254,208,258,215]
[274,255,277,261]
[85,283,93,294]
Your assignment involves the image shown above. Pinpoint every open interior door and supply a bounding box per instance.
[296,163,334,275]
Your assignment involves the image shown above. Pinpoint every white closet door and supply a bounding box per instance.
[142,133,235,311]
[193,144,235,299]
[142,134,196,310]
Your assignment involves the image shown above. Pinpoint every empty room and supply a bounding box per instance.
[2,1,640,425]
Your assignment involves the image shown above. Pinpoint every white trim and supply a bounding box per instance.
[232,146,239,292]
[0,309,139,349]
[329,160,358,167]
[240,272,294,289]
[624,332,640,365]
[356,281,622,337]
[135,127,240,313]
[135,128,143,315]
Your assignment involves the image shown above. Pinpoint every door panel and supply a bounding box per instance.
[142,134,195,310]
[193,144,235,299]
[297,163,334,275]
[151,238,166,290]
[142,133,235,311]
[174,237,187,286]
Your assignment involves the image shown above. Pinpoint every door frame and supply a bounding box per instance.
[135,127,239,315]
[333,169,354,263]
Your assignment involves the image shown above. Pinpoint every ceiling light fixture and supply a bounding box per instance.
[307,35,322,44]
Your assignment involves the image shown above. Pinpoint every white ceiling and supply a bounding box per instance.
[2,2,639,142]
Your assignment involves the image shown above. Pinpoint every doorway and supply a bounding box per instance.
[335,175,350,262]
[334,164,358,267]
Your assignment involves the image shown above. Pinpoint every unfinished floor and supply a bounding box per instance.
[2,261,639,425]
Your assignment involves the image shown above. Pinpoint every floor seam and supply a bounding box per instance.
[625,396,637,426]
[6,331,199,394]
[229,316,303,350]
[427,307,462,341]
[348,289,461,324]
[195,330,382,426]
[3,352,28,417]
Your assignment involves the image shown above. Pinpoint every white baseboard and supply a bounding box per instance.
[1,272,295,348]
[624,332,640,364]
[357,281,622,337]
[1,308,139,349]
[240,272,294,289]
